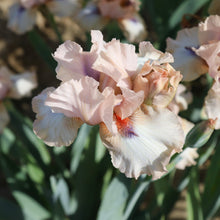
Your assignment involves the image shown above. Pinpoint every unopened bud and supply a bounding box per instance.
[184,119,216,148]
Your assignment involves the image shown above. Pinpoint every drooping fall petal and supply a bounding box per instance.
[100,107,184,180]
[32,87,83,147]
[45,76,122,133]
[166,27,208,81]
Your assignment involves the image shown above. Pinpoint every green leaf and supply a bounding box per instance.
[202,135,220,219]
[28,30,57,70]
[0,197,24,220]
[95,132,106,163]
[70,124,92,174]
[13,191,51,220]
[0,128,15,154]
[27,163,44,184]
[123,179,151,219]
[97,175,130,220]
[54,178,71,215]
[169,0,210,28]
[186,167,203,220]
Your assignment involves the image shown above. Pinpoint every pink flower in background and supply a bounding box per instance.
[33,30,184,180]
[166,15,220,82]
[7,0,80,34]
[98,0,140,19]
[204,78,220,130]
[166,27,208,81]
[0,67,37,133]
[77,0,147,43]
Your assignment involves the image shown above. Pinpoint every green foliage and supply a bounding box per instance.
[1,0,219,220]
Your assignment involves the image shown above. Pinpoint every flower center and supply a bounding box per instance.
[115,114,137,138]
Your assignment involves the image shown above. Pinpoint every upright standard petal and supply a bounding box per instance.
[45,76,122,133]
[138,41,173,69]
[204,79,220,129]
[198,15,220,44]
[100,107,184,180]
[166,27,208,81]
[7,72,37,99]
[53,40,100,82]
[0,103,10,133]
[93,39,138,88]
[7,3,36,34]
[32,88,83,146]
[134,62,182,108]
[195,42,220,79]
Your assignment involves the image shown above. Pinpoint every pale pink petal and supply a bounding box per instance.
[178,117,194,138]
[175,147,199,170]
[53,40,100,82]
[93,39,137,88]
[204,79,220,129]
[166,27,208,81]
[134,63,182,108]
[119,14,147,43]
[7,3,36,34]
[114,88,145,119]
[76,3,108,32]
[91,30,106,53]
[168,84,193,114]
[7,72,37,99]
[208,0,220,15]
[98,0,139,19]
[198,15,220,44]
[32,87,83,147]
[0,103,10,133]
[138,42,173,69]
[45,76,122,133]
[47,0,80,17]
[100,107,184,180]
[195,42,220,79]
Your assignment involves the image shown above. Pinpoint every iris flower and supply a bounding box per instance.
[0,67,37,132]
[32,30,184,179]
[77,0,147,43]
[7,0,80,34]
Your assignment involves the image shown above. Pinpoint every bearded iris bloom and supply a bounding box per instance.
[32,30,185,180]
[7,0,80,34]
[0,67,37,132]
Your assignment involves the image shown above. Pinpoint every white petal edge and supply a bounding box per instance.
[32,87,83,147]
[100,106,184,180]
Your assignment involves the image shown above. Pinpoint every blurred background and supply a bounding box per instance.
[0,0,219,219]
